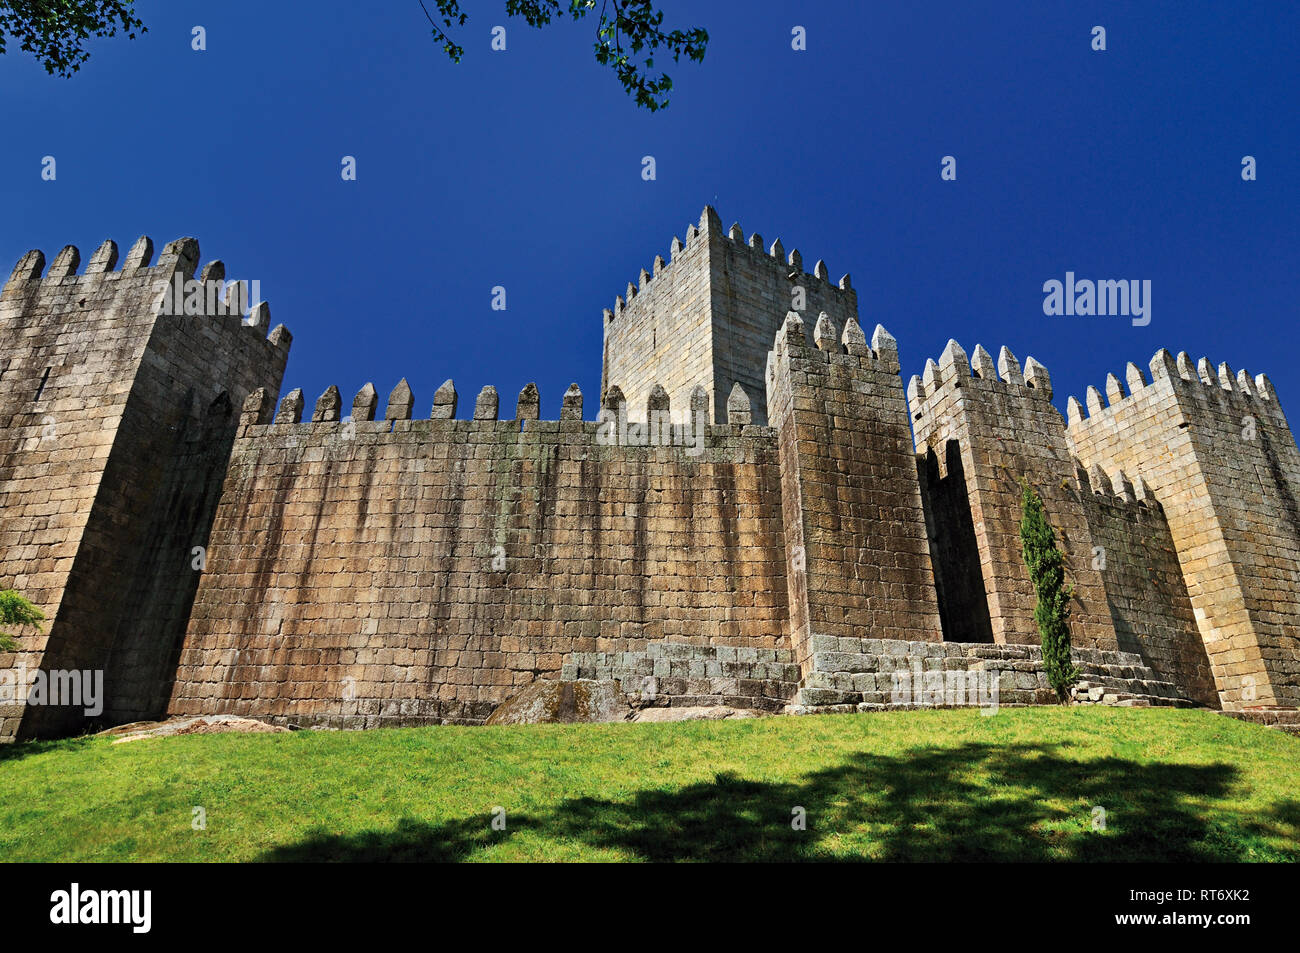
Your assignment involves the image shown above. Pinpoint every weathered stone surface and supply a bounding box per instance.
[632,706,766,723]
[560,383,582,420]
[385,379,413,420]
[601,206,859,426]
[1068,348,1300,709]
[516,382,540,421]
[312,385,341,423]
[431,379,457,419]
[473,385,498,421]
[352,383,378,422]
[275,388,304,424]
[768,308,943,671]
[909,341,1117,652]
[726,382,751,427]
[168,415,791,728]
[485,680,633,725]
[0,237,289,741]
[103,715,289,743]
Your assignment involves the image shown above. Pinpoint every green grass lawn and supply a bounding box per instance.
[1,707,1296,862]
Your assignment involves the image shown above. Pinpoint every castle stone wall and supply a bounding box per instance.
[0,239,289,740]
[5,217,1299,738]
[908,342,1117,650]
[167,383,790,727]
[709,212,858,426]
[794,636,1185,711]
[601,212,716,425]
[1076,468,1218,707]
[917,441,994,643]
[1067,351,1300,708]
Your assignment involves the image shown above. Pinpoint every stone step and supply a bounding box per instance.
[1219,708,1300,732]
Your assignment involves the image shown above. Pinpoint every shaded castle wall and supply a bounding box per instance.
[1067,351,1300,708]
[766,311,942,676]
[0,239,289,740]
[907,341,1117,651]
[167,382,790,727]
[1075,467,1218,707]
[602,207,857,427]
[917,442,994,644]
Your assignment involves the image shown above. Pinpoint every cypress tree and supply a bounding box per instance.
[1018,481,1079,701]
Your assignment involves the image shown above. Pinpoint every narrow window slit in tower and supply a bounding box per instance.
[34,366,51,402]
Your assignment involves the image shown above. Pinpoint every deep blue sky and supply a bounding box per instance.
[4,1,1297,420]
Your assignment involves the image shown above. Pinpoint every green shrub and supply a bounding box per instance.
[0,589,44,652]
[1019,481,1079,701]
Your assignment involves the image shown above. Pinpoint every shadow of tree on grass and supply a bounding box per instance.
[259,742,1298,862]
[0,735,97,764]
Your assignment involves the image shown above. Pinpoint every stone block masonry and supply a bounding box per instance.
[908,340,1118,652]
[1075,467,1217,708]
[0,238,289,741]
[4,209,1299,736]
[1067,350,1300,709]
[793,635,1187,712]
[563,642,801,714]
[767,310,943,677]
[167,382,791,727]
[603,207,857,427]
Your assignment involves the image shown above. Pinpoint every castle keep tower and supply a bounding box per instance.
[1067,351,1300,709]
[602,207,858,426]
[0,239,289,741]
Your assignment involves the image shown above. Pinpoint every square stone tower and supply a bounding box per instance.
[1067,350,1300,709]
[601,207,858,426]
[0,238,290,740]
[907,340,1119,652]
[767,310,943,674]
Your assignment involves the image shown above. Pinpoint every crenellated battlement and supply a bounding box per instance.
[604,206,853,326]
[767,309,901,379]
[3,237,291,352]
[1,236,291,741]
[603,207,717,325]
[1065,348,1280,433]
[1070,451,1220,708]
[602,206,859,428]
[258,379,596,428]
[906,340,1053,437]
[904,339,1118,652]
[237,377,782,466]
[764,308,943,672]
[1071,456,1156,511]
[1066,345,1300,710]
[713,209,853,296]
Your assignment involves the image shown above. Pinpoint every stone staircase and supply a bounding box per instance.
[1068,650,1188,707]
[559,636,1207,717]
[562,642,801,713]
[790,636,1192,713]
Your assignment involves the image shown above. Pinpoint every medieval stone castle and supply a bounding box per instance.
[2,207,1298,741]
